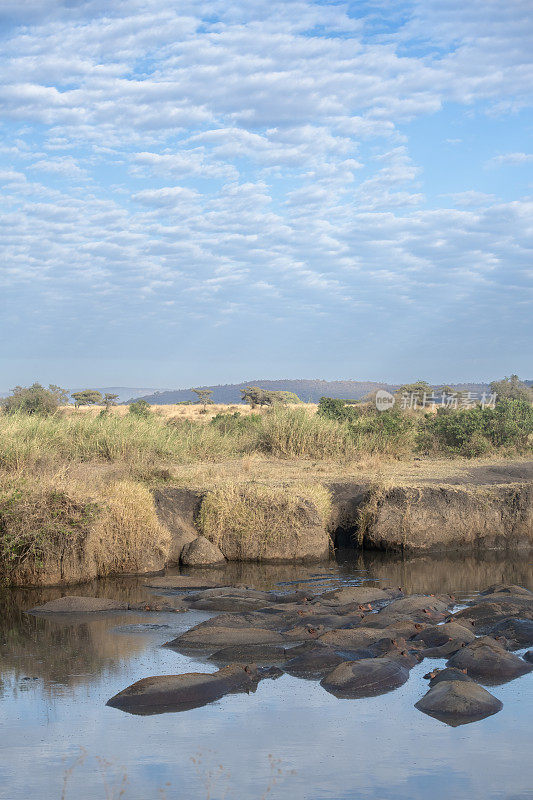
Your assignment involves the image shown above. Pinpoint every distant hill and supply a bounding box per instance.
[128,378,533,405]
[85,387,159,403]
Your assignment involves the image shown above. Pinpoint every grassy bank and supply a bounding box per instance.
[1,401,531,585]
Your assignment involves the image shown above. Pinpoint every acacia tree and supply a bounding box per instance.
[489,375,533,403]
[240,386,301,407]
[192,388,214,412]
[240,386,268,408]
[103,392,119,411]
[71,390,103,408]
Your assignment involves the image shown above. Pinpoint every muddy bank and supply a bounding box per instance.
[349,483,533,553]
[3,462,532,586]
[155,474,533,566]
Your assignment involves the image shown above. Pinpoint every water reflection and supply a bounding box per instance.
[0,552,532,800]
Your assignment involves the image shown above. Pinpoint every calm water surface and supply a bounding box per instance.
[1,551,532,800]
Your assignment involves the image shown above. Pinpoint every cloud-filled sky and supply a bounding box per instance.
[0,0,532,389]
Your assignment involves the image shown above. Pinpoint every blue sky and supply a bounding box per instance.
[0,0,532,390]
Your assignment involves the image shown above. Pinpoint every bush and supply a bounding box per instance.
[350,408,416,456]
[490,375,533,402]
[2,383,68,416]
[210,412,262,435]
[418,399,533,456]
[128,399,151,418]
[317,397,359,422]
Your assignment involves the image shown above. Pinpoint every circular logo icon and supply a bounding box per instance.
[375,389,395,412]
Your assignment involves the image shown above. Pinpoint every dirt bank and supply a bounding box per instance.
[2,460,532,586]
[154,464,533,562]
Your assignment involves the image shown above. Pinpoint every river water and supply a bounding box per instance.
[1,551,532,800]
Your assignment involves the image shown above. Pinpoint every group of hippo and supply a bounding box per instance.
[31,579,533,726]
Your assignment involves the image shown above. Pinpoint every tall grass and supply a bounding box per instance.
[198,482,331,559]
[257,406,359,459]
[0,470,170,585]
[0,411,246,469]
[0,406,422,473]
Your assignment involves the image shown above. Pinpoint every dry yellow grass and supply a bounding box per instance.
[168,453,533,491]
[0,469,170,585]
[61,402,318,422]
[89,480,170,576]
[198,482,332,559]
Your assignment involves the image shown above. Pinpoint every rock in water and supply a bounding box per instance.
[415,680,503,726]
[320,657,410,698]
[180,536,226,566]
[107,664,265,715]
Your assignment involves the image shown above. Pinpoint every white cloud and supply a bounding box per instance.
[0,0,531,375]
[487,152,533,167]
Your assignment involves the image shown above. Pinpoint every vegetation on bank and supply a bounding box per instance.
[0,385,531,472]
[0,376,531,585]
[198,483,331,559]
[0,473,170,584]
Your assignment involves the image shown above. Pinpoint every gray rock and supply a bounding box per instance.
[152,487,204,564]
[321,657,410,698]
[415,680,503,726]
[180,537,226,566]
[107,663,263,714]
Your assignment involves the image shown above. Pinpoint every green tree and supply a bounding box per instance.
[128,399,151,417]
[191,388,214,412]
[489,375,533,403]
[396,380,433,403]
[71,390,103,408]
[241,387,301,408]
[240,386,267,408]
[2,383,68,416]
[103,393,119,411]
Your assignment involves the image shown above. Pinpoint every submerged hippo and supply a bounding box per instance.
[107,663,279,715]
[447,636,533,684]
[320,657,411,699]
[415,680,503,726]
